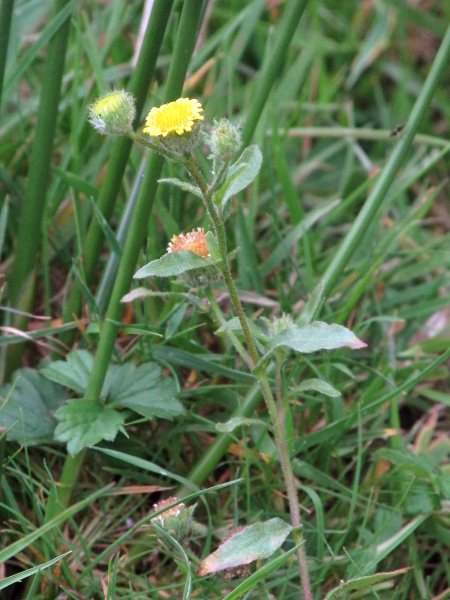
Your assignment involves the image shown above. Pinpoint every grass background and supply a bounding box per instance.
[0,0,449,598]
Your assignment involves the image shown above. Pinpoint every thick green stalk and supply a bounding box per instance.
[320,22,450,298]
[0,0,15,107]
[47,0,204,516]
[241,0,309,148]
[5,0,72,378]
[60,0,174,344]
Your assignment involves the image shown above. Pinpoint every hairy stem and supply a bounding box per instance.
[204,287,253,370]
[183,153,312,599]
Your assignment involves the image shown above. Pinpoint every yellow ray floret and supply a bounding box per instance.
[144,98,204,137]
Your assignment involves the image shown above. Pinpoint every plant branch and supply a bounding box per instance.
[204,286,253,370]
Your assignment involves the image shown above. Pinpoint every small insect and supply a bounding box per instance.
[390,123,405,137]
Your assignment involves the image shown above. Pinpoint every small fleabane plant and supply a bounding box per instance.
[88,93,368,600]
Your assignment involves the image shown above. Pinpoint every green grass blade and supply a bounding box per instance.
[0,551,71,590]
[3,0,75,98]
[241,0,309,147]
[0,484,113,564]
[59,0,175,344]
[0,0,15,106]
[320,23,450,297]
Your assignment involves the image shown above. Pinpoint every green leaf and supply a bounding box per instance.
[217,316,269,342]
[215,416,268,433]
[41,349,93,395]
[373,448,439,479]
[121,287,204,308]
[134,250,213,279]
[0,551,71,591]
[0,369,67,445]
[255,321,367,371]
[54,399,125,455]
[158,177,203,198]
[324,568,410,600]
[197,518,291,576]
[106,362,183,419]
[218,145,262,212]
[90,197,122,258]
[41,351,182,420]
[292,378,341,398]
[297,281,324,327]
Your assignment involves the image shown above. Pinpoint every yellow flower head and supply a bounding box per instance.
[143,98,204,138]
[167,228,210,258]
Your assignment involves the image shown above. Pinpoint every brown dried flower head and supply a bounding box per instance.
[167,228,210,259]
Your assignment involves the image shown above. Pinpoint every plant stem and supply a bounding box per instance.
[183,156,312,600]
[275,358,285,431]
[257,375,312,600]
[204,287,253,370]
[183,156,259,368]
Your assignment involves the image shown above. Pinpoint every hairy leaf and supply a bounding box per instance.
[255,321,367,371]
[158,177,203,198]
[197,518,291,576]
[218,145,262,213]
[134,250,213,279]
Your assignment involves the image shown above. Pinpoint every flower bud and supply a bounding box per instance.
[152,497,196,544]
[207,118,242,161]
[268,313,294,337]
[88,90,136,136]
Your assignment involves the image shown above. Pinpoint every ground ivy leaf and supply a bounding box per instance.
[197,518,291,576]
[255,321,367,371]
[54,399,124,455]
[0,369,67,445]
[106,362,183,419]
[134,250,213,279]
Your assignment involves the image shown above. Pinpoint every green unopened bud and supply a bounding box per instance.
[207,118,242,161]
[267,313,293,363]
[268,313,293,337]
[88,90,136,136]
